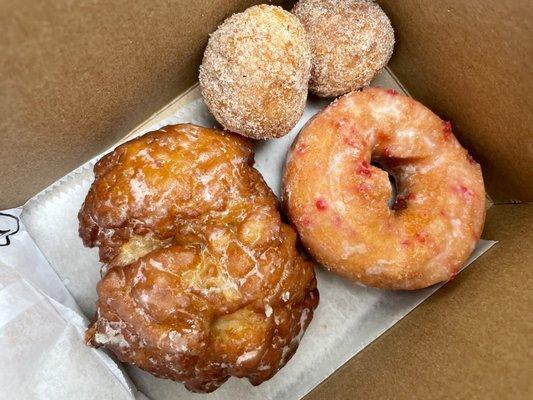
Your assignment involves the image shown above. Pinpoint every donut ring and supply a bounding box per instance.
[79,124,318,392]
[283,88,485,289]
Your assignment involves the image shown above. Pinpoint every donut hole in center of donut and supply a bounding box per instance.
[370,160,398,210]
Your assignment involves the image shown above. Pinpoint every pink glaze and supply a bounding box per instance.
[283,88,486,289]
[357,160,372,177]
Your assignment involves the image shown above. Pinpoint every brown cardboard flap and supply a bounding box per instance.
[380,0,533,203]
[4,0,530,207]
[1,2,531,398]
[305,203,533,400]
[0,0,291,208]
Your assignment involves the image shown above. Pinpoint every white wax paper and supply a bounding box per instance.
[0,70,496,400]
[0,260,139,400]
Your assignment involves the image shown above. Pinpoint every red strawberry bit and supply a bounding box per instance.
[315,198,328,211]
[442,121,452,141]
[386,88,399,96]
[331,213,342,227]
[295,142,308,155]
[415,232,428,244]
[343,136,359,147]
[452,184,474,201]
[449,270,457,281]
[357,160,372,177]
[338,121,359,147]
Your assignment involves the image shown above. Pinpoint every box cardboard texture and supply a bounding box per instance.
[1,1,531,399]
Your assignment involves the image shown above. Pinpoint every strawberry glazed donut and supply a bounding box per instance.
[283,88,486,290]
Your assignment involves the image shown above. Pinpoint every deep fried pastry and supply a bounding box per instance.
[283,88,485,289]
[199,5,311,139]
[292,0,394,97]
[79,124,318,392]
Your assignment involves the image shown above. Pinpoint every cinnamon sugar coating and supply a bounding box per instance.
[199,5,311,139]
[292,0,394,97]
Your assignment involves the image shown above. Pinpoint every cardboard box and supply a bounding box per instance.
[1,0,531,398]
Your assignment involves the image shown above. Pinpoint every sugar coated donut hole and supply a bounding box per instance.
[292,0,395,97]
[199,5,312,139]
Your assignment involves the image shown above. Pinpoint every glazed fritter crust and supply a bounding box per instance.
[79,124,318,392]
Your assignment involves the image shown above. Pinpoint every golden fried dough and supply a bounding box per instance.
[79,124,318,392]
[292,0,394,97]
[283,88,485,289]
[199,5,311,139]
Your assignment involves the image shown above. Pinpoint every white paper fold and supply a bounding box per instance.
[0,261,138,400]
[0,70,496,400]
